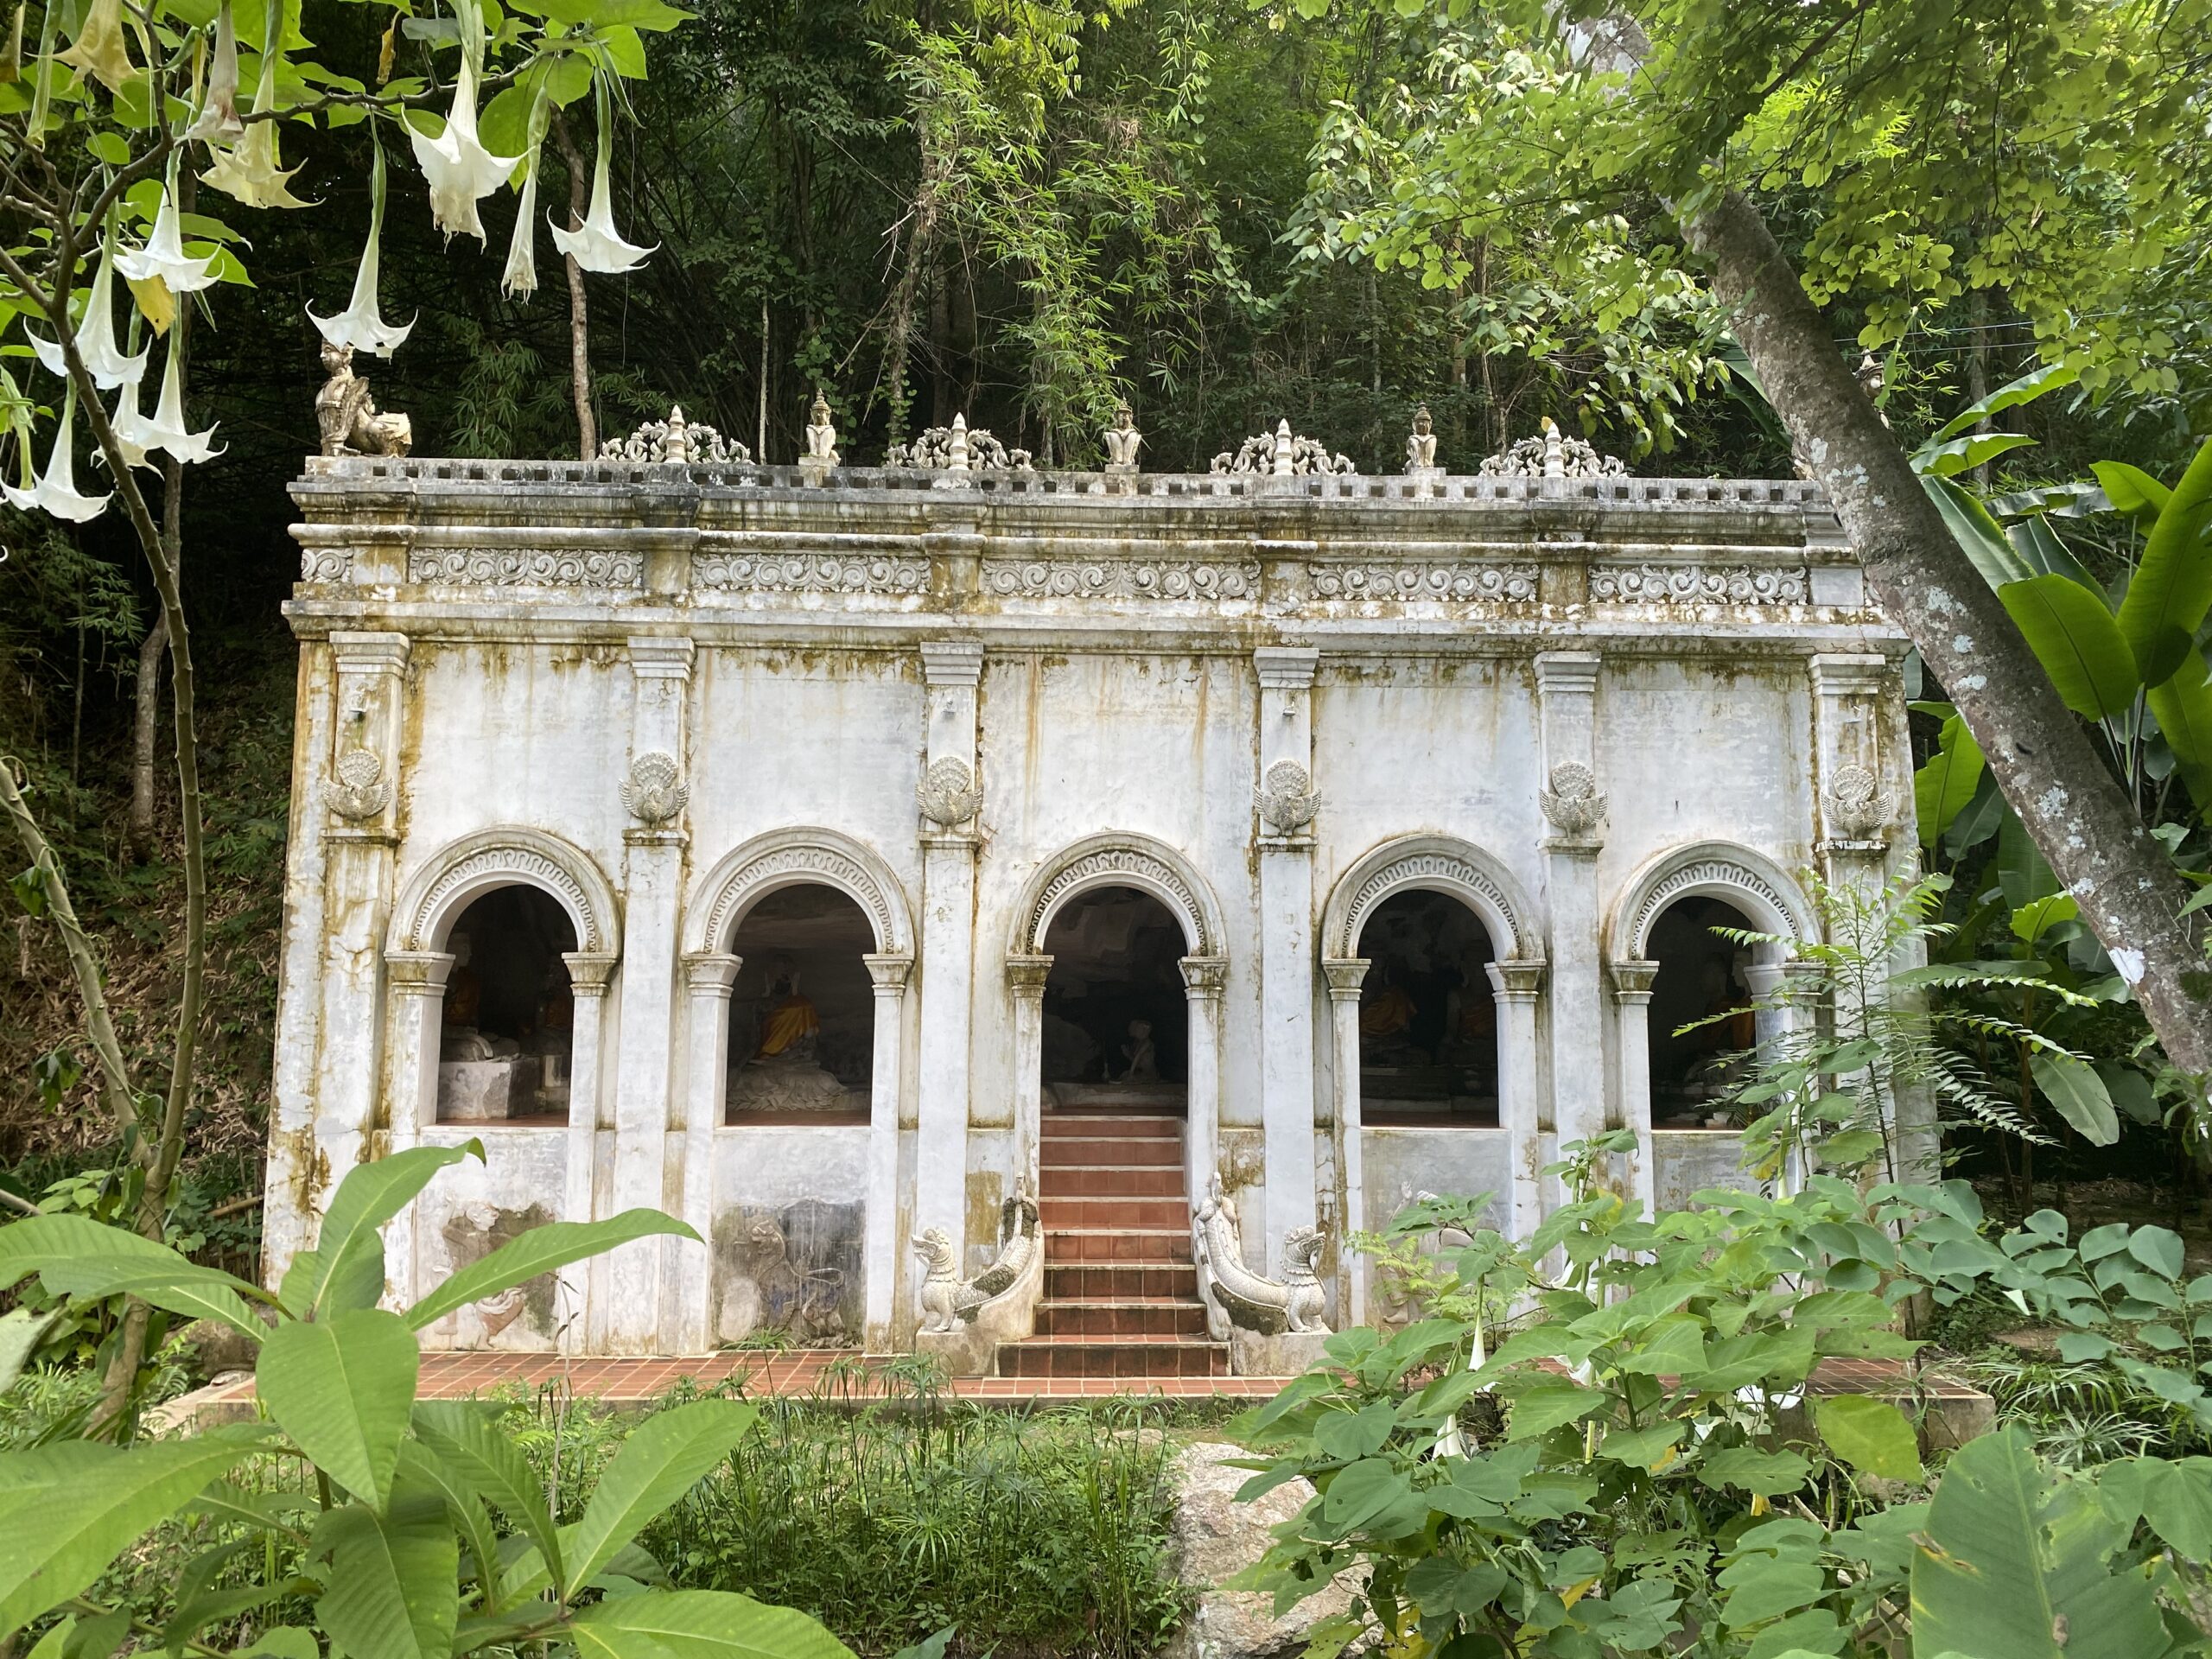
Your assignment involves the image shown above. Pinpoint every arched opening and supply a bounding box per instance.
[1039,886,1188,1110]
[1647,896,1759,1128]
[725,883,876,1124]
[437,884,578,1125]
[1355,889,1499,1126]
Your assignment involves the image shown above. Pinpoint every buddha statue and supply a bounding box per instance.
[1102,400,1142,472]
[1405,404,1440,474]
[752,968,821,1065]
[1119,1019,1158,1083]
[802,390,839,464]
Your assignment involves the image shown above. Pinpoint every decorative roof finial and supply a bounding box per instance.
[1272,418,1295,477]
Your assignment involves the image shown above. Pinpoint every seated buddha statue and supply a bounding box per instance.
[752,969,822,1065]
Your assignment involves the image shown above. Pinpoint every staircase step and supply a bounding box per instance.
[1045,1262,1198,1300]
[1043,1135,1184,1167]
[1040,1114,1184,1140]
[1033,1300,1211,1338]
[1001,1338,1230,1380]
[1046,1227,1193,1264]
[1040,1196,1187,1230]
[1039,1165,1185,1198]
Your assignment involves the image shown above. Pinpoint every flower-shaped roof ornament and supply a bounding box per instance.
[410,48,521,244]
[200,0,313,211]
[115,168,224,298]
[550,80,656,275]
[310,142,415,355]
[4,388,111,523]
[29,233,147,390]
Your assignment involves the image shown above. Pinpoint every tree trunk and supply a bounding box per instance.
[129,612,168,861]
[1682,188,2211,1073]
[551,111,596,461]
[881,137,948,447]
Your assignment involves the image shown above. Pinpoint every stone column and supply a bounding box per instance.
[610,636,694,1353]
[863,952,914,1350]
[1180,956,1229,1216]
[381,949,451,1307]
[916,640,984,1271]
[1007,955,1053,1198]
[1809,653,1897,893]
[671,952,740,1352]
[1321,957,1370,1325]
[1535,652,1606,1192]
[1607,959,1660,1213]
[1486,958,1548,1238]
[276,632,409,1280]
[561,950,618,1351]
[1254,645,1320,1273]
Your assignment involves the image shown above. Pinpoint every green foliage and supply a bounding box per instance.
[0,1154,838,1657]
[652,1388,1186,1656]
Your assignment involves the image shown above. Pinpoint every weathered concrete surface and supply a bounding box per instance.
[1166,1441,1357,1659]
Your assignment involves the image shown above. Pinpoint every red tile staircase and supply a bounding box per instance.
[999,1108,1229,1381]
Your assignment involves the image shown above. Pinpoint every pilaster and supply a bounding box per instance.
[671,951,740,1351]
[1179,954,1230,1233]
[1810,653,1898,886]
[863,952,915,1348]
[1486,957,1548,1236]
[1321,957,1370,1325]
[1535,652,1606,1199]
[613,635,694,1352]
[916,640,984,1271]
[1253,646,1320,1273]
[1606,958,1660,1213]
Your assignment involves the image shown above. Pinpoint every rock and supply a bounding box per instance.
[1165,1441,1357,1659]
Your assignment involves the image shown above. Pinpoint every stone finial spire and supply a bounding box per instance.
[1540,416,1565,480]
[947,413,972,474]
[1272,419,1294,477]
[665,405,690,464]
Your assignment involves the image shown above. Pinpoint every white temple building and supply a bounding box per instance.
[264,415,1914,1372]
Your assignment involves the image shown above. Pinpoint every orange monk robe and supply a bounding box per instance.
[754,995,821,1059]
[1358,984,1417,1039]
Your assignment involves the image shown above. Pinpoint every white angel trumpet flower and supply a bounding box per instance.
[310,144,414,354]
[29,238,148,390]
[107,374,156,469]
[185,0,245,143]
[410,56,520,244]
[116,180,222,296]
[4,393,111,522]
[138,346,224,464]
[549,110,656,275]
[501,146,543,299]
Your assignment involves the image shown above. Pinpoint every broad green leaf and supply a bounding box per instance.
[36,1257,269,1344]
[2004,516,2099,592]
[1720,1558,1825,1626]
[1613,1316,1708,1376]
[2010,893,2079,945]
[1912,1428,2164,1659]
[413,1402,564,1593]
[1934,361,2080,442]
[0,1428,264,1636]
[1504,1382,1606,1440]
[1318,1458,1408,1531]
[2128,1226,2186,1280]
[1924,474,2033,588]
[2091,461,2171,523]
[1697,1446,1811,1497]
[2097,1457,2212,1561]
[257,1309,418,1510]
[2116,438,2212,687]
[1917,432,2037,478]
[1997,575,2139,720]
[406,1209,695,1331]
[397,1440,504,1603]
[282,1141,481,1319]
[1914,714,1985,848]
[1815,1395,1923,1482]
[2146,647,2212,815]
[569,1590,855,1659]
[235,1631,318,1659]
[314,1491,459,1659]
[2030,1054,2118,1147]
[531,0,692,29]
[565,1400,759,1588]
[0,1215,262,1343]
[0,1308,54,1397]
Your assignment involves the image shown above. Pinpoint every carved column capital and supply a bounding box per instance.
[1179,954,1229,999]
[1253,645,1320,690]
[1321,957,1370,1001]
[330,630,413,676]
[627,635,696,681]
[683,951,742,996]
[563,951,620,997]
[920,639,985,686]
[385,949,454,996]
[1006,953,1053,998]
[1486,957,1548,1001]
[863,952,915,996]
[1607,957,1660,1002]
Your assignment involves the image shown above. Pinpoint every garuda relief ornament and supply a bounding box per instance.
[620,751,689,828]
[1539,762,1607,836]
[1255,760,1320,837]
[327,747,390,820]
[917,759,982,828]
[1824,763,1895,839]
